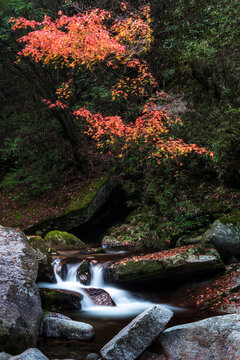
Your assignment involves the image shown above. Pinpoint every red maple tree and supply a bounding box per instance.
[10,3,212,164]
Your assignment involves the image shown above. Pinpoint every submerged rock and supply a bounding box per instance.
[104,244,224,285]
[0,226,43,354]
[40,314,94,341]
[100,305,173,360]
[76,260,91,285]
[84,288,116,306]
[204,215,240,259]
[159,313,240,360]
[44,230,85,250]
[10,348,48,360]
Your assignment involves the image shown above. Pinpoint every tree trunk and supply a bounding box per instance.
[52,109,84,168]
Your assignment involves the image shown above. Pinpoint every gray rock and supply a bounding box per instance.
[100,305,173,360]
[85,354,100,360]
[204,217,240,259]
[10,348,48,360]
[159,314,240,360]
[0,226,43,354]
[103,244,224,285]
[40,315,94,341]
[0,352,11,360]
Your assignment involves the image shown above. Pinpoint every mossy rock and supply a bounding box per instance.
[27,235,53,281]
[44,230,85,250]
[39,288,82,312]
[24,175,115,236]
[40,289,63,312]
[27,235,49,254]
[104,244,224,284]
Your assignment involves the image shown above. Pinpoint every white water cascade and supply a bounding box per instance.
[38,259,156,318]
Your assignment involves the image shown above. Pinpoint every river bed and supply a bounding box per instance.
[37,246,219,359]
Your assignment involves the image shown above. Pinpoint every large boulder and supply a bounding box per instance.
[204,214,240,259]
[24,175,115,236]
[103,244,224,285]
[0,226,43,354]
[44,231,85,250]
[159,314,240,360]
[100,305,173,360]
[40,314,94,341]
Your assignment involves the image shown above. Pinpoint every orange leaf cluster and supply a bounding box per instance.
[10,10,125,69]
[74,99,210,162]
[112,59,157,100]
[112,4,153,54]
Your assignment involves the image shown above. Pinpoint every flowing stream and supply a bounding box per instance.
[37,249,216,359]
[38,257,168,318]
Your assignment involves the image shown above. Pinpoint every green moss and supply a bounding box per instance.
[218,212,240,225]
[44,230,85,249]
[117,260,164,281]
[27,235,48,254]
[39,288,62,311]
[66,175,109,214]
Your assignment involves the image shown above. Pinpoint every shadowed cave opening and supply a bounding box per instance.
[69,187,132,244]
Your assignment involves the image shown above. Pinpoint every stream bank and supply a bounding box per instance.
[1,224,240,359]
[36,246,225,359]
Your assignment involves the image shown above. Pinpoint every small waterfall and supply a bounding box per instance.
[52,258,63,284]
[66,262,81,282]
[38,259,93,309]
[38,259,155,317]
[90,263,105,288]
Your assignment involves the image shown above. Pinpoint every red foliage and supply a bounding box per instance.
[74,99,210,162]
[10,10,125,68]
[10,5,212,164]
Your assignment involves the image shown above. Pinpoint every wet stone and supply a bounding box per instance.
[40,315,95,341]
[84,288,116,306]
[100,305,173,360]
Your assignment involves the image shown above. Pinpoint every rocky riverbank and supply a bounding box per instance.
[1,214,240,359]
